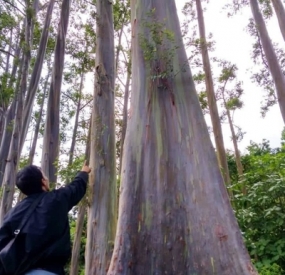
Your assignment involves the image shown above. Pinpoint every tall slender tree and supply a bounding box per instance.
[119,59,131,173]
[271,0,285,43]
[250,0,285,124]
[107,1,257,274]
[216,61,245,190]
[28,71,50,165]
[85,0,117,274]
[20,0,56,150]
[70,123,91,275]
[41,0,71,184]
[0,45,21,186]
[195,0,231,190]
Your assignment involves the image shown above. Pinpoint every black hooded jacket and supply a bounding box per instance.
[0,171,88,275]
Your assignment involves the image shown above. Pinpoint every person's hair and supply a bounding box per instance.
[16,165,44,195]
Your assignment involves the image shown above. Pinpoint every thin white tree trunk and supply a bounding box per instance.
[70,122,91,275]
[271,0,285,42]
[119,66,131,173]
[195,0,231,192]
[28,72,50,165]
[67,72,84,168]
[250,0,285,123]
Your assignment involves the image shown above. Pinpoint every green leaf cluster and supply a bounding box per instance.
[230,139,285,273]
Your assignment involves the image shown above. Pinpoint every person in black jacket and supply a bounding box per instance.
[0,161,91,275]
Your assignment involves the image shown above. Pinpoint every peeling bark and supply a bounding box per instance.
[107,1,257,274]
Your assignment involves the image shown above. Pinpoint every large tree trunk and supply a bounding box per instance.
[195,0,231,191]
[0,1,33,223]
[107,1,257,274]
[250,0,285,123]
[85,0,117,274]
[41,0,71,184]
[271,0,285,42]
[20,0,56,151]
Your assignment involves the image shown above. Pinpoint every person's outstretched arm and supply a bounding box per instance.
[56,161,91,210]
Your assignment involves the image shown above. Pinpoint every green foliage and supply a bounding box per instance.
[64,213,87,275]
[139,9,181,82]
[113,0,130,31]
[198,91,208,112]
[258,263,284,275]
[57,155,85,184]
[0,72,14,108]
[231,140,285,272]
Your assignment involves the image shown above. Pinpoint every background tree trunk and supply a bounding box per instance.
[70,204,86,275]
[0,69,22,187]
[85,0,117,274]
[250,0,285,124]
[0,1,33,223]
[271,0,285,43]
[107,1,257,274]
[67,72,84,168]
[0,45,21,185]
[20,0,56,150]
[4,28,13,75]
[119,65,131,173]
[41,0,71,184]
[195,0,231,191]
[70,120,91,275]
[28,72,50,165]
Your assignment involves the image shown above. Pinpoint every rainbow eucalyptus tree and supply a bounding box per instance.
[107,0,257,274]
[85,0,117,274]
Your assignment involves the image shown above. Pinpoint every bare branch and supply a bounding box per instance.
[79,99,93,111]
[2,0,25,16]
[0,49,16,58]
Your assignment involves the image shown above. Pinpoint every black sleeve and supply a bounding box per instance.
[0,222,11,250]
[55,171,88,211]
